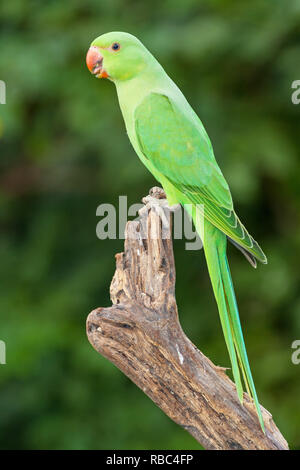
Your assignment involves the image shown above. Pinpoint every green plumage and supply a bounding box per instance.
[135,93,266,265]
[89,32,267,430]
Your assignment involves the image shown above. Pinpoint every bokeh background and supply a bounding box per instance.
[0,0,300,450]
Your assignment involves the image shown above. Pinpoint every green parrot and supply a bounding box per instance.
[86,32,267,431]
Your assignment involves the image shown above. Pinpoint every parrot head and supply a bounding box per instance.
[86,32,151,82]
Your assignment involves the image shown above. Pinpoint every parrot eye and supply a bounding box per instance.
[111,42,120,51]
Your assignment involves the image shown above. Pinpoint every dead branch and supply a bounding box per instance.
[86,187,288,450]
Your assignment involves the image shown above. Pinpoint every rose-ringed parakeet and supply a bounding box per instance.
[86,32,267,431]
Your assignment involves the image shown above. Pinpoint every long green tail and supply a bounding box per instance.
[189,205,264,431]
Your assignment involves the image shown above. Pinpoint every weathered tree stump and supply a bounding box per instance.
[86,187,288,450]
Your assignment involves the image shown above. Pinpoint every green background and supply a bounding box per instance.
[0,0,299,449]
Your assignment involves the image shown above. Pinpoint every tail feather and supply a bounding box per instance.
[200,219,265,431]
[204,234,244,402]
[220,254,265,431]
[228,237,257,268]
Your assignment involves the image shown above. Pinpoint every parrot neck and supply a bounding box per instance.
[115,60,171,121]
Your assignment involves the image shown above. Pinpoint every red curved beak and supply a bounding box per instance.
[86,46,108,78]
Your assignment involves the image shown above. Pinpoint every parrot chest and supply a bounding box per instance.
[116,83,167,182]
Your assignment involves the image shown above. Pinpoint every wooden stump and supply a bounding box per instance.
[86,187,288,450]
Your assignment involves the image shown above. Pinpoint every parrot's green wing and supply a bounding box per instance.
[134,93,267,264]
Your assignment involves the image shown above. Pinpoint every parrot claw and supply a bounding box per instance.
[139,195,178,227]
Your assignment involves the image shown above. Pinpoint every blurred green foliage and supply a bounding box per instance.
[0,0,300,450]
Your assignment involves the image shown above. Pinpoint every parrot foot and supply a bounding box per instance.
[139,195,180,227]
